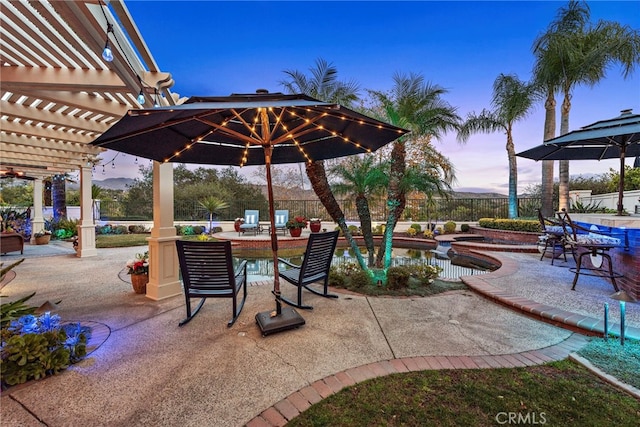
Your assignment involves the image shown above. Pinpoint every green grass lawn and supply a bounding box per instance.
[288,360,640,427]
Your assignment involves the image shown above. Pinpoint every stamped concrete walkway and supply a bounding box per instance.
[0,241,638,426]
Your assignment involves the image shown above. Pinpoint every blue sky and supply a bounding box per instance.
[100,1,640,194]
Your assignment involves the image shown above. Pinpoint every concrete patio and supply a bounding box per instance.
[0,240,638,426]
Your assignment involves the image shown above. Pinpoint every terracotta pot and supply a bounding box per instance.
[34,235,51,245]
[289,227,302,237]
[131,273,148,294]
[309,222,321,233]
[234,222,242,232]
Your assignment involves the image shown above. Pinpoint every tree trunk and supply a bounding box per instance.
[506,126,518,219]
[558,90,571,212]
[355,195,375,267]
[52,174,67,220]
[541,91,556,217]
[305,161,368,271]
[376,141,406,269]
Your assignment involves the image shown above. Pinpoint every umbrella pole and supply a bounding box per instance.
[255,144,305,335]
[617,144,626,216]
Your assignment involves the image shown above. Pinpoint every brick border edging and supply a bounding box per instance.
[459,251,640,341]
[245,335,589,427]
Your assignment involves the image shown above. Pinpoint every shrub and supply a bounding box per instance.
[478,218,540,232]
[423,229,434,239]
[347,224,360,236]
[349,269,374,290]
[328,267,346,288]
[111,225,128,235]
[387,266,411,290]
[372,224,386,235]
[443,221,456,233]
[405,264,443,284]
[409,223,422,233]
[406,227,417,236]
[460,223,470,232]
[1,313,89,387]
[128,225,147,234]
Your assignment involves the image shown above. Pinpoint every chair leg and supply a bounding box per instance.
[602,253,620,292]
[279,293,314,310]
[179,297,206,326]
[228,279,248,327]
[303,280,339,299]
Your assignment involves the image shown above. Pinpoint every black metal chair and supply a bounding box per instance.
[278,231,339,310]
[175,240,247,326]
[556,210,622,292]
[537,209,567,265]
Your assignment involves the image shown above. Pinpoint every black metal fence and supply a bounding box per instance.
[98,197,542,222]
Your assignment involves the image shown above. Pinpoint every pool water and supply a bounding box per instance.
[244,247,494,282]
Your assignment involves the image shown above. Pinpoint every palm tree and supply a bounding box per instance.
[533,1,640,213]
[281,58,371,270]
[198,196,229,235]
[457,74,538,218]
[368,72,461,268]
[330,155,387,266]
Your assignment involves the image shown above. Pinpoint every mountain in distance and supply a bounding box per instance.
[92,177,136,190]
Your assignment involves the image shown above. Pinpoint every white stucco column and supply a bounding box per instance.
[146,161,181,300]
[30,178,45,243]
[77,165,97,257]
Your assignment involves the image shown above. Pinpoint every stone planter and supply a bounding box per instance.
[130,274,148,294]
[289,228,302,237]
[34,235,51,245]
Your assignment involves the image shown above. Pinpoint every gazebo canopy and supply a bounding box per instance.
[0,0,179,180]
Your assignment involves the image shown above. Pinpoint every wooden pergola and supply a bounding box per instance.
[1,0,184,299]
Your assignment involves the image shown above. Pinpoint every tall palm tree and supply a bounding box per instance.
[533,1,640,213]
[281,58,371,270]
[458,74,538,218]
[368,72,461,268]
[198,196,229,235]
[330,155,388,266]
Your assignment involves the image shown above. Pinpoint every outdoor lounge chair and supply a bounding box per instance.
[175,240,248,326]
[278,230,339,309]
[273,210,289,235]
[556,210,622,292]
[537,209,568,265]
[239,209,260,235]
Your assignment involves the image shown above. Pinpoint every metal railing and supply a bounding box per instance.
[97,197,543,222]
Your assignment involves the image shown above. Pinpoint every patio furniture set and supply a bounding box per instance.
[537,209,623,292]
[238,209,289,236]
[175,230,339,329]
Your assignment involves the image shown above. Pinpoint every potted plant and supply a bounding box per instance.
[126,251,149,294]
[33,230,52,245]
[309,218,322,233]
[233,217,245,232]
[286,215,307,237]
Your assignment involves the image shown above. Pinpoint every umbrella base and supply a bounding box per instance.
[256,306,305,336]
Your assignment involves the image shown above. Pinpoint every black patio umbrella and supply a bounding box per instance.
[517,109,640,216]
[91,91,408,334]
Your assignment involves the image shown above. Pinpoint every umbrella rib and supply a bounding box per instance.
[94,110,222,147]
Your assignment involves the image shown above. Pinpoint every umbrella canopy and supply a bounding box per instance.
[92,92,407,166]
[91,91,408,332]
[517,110,640,216]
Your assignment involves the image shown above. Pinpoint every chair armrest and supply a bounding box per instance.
[277,257,300,268]
[234,260,247,278]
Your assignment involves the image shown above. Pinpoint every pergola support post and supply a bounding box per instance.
[145,161,181,300]
[77,165,97,257]
[30,178,45,243]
